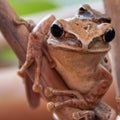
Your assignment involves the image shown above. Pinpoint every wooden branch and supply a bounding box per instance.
[0,0,27,60]
[0,0,40,107]
[0,0,67,107]
[0,0,37,77]
[104,0,120,96]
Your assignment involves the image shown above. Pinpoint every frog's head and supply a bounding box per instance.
[48,16,115,54]
[47,5,115,72]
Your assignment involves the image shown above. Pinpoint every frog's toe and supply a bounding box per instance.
[17,70,24,77]
[47,102,56,111]
[72,110,95,120]
[32,83,43,93]
[44,87,54,98]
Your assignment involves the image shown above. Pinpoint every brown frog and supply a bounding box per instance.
[17,4,116,120]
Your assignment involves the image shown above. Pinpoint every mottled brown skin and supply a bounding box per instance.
[18,5,116,120]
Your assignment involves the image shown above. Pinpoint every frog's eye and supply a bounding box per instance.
[79,7,87,13]
[103,27,115,42]
[50,24,63,37]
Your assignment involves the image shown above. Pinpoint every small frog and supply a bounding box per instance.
[17,4,116,120]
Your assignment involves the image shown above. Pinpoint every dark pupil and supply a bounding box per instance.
[79,7,86,12]
[104,28,115,42]
[51,24,63,37]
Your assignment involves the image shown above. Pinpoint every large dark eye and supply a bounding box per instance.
[50,24,63,37]
[104,28,115,42]
[79,7,87,14]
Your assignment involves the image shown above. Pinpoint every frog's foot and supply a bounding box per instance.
[17,69,24,77]
[17,65,28,77]
[13,18,35,32]
[17,65,27,77]
[44,87,83,99]
[47,98,88,112]
[32,83,43,93]
[17,57,34,77]
[47,101,65,111]
[47,102,56,111]
[44,87,55,98]
[72,110,95,120]
[48,101,74,111]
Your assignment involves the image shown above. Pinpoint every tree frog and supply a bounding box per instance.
[17,4,116,120]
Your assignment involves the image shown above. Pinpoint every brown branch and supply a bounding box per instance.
[0,0,35,77]
[0,0,27,60]
[104,0,120,96]
[0,0,67,107]
[0,0,41,107]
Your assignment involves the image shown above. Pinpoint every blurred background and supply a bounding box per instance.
[0,0,116,120]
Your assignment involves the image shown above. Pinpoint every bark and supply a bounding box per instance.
[0,0,35,79]
[0,0,41,107]
[0,0,67,108]
[104,0,120,97]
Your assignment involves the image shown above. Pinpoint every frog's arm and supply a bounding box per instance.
[18,15,55,77]
[84,66,112,108]
[44,66,112,111]
[44,87,88,110]
[17,15,56,107]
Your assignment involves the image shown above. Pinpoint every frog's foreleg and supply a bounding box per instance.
[31,15,56,93]
[47,99,94,120]
[45,87,88,109]
[17,34,34,77]
[45,87,84,99]
[85,67,112,108]
[45,67,112,118]
[18,15,56,88]
[32,47,43,92]
[47,98,88,111]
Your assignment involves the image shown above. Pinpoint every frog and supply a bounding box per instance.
[17,4,116,120]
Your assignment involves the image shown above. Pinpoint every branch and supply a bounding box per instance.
[0,0,36,77]
[104,0,120,96]
[0,0,67,107]
[0,0,40,107]
[0,0,27,60]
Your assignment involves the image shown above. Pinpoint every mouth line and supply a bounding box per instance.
[87,47,110,53]
[48,39,110,53]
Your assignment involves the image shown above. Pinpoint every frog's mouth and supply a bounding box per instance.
[47,38,111,53]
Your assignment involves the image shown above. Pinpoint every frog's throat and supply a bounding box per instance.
[48,45,107,73]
